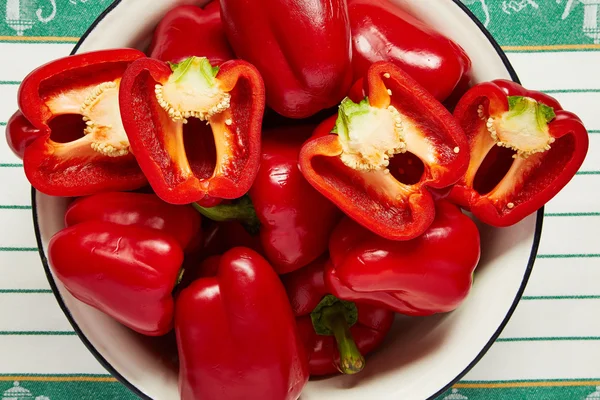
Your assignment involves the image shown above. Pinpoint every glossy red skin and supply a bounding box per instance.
[281,257,394,376]
[220,0,353,118]
[250,127,343,274]
[448,79,589,227]
[64,192,202,253]
[348,0,471,102]
[5,110,42,159]
[148,1,234,65]
[119,57,265,205]
[326,201,480,315]
[16,49,147,197]
[299,62,470,241]
[175,247,309,400]
[48,220,184,336]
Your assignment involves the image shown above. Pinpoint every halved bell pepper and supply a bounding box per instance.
[119,56,265,205]
[194,126,342,273]
[220,0,353,118]
[13,49,147,197]
[448,80,589,226]
[299,62,469,241]
[282,256,394,376]
[326,200,481,315]
[49,220,184,336]
[348,0,471,102]
[148,0,234,65]
[64,191,202,253]
[176,247,309,400]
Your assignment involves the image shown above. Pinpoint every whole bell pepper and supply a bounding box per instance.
[326,201,480,315]
[175,247,309,400]
[448,80,589,227]
[195,126,342,273]
[11,49,147,197]
[299,62,469,241]
[64,192,202,253]
[348,0,471,102]
[282,257,394,376]
[219,0,353,118]
[119,56,265,205]
[148,1,234,65]
[49,220,184,336]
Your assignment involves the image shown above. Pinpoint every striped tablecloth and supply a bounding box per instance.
[1,1,599,399]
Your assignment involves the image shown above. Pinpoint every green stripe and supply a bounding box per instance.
[590,130,600,134]
[0,331,76,336]
[497,336,600,342]
[0,81,21,85]
[504,48,600,53]
[0,122,6,126]
[0,247,37,252]
[0,374,112,378]
[0,163,23,168]
[0,39,79,44]
[0,289,52,294]
[537,254,600,259]
[460,379,600,384]
[545,212,600,217]
[522,295,600,300]
[542,89,600,94]
[576,171,600,175]
[0,205,31,210]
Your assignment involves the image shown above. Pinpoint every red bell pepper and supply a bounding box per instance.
[195,126,342,273]
[201,221,263,258]
[348,0,471,102]
[13,49,147,197]
[148,1,234,65]
[326,200,480,315]
[282,257,394,376]
[448,80,589,227]
[5,110,42,159]
[175,247,309,400]
[219,0,353,118]
[119,56,265,205]
[49,220,184,336]
[64,192,202,253]
[299,62,469,241]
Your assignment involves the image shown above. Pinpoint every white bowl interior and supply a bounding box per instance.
[34,1,539,399]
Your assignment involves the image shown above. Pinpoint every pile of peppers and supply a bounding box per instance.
[6,0,589,399]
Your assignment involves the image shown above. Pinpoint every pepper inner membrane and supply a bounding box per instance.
[48,114,87,144]
[388,152,425,185]
[473,146,515,195]
[182,118,217,180]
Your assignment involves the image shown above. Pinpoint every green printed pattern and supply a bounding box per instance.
[1,0,600,46]
[0,379,138,400]
[437,384,600,400]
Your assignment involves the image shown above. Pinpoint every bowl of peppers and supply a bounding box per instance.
[8,0,589,399]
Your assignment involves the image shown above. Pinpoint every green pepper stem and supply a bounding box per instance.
[192,196,261,235]
[321,302,365,374]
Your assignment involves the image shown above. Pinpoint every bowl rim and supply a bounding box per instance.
[30,1,544,399]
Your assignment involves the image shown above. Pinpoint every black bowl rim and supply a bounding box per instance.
[31,1,542,399]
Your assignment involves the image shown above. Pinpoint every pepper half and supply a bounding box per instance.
[119,56,265,205]
[14,49,147,196]
[448,79,589,226]
[326,201,481,315]
[148,1,234,65]
[282,257,394,376]
[299,62,469,240]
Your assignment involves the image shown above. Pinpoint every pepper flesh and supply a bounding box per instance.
[299,62,469,241]
[281,257,394,376]
[175,247,309,400]
[49,220,184,336]
[448,79,589,226]
[5,110,42,159]
[119,56,265,205]
[219,0,353,118]
[148,1,234,65]
[326,201,481,315]
[14,49,147,196]
[348,0,471,102]
[64,192,202,253]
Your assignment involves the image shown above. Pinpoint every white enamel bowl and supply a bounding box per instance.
[32,1,542,399]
